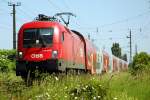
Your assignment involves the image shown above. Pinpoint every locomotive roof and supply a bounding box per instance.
[21,21,63,28]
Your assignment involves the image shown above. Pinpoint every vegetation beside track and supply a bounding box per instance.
[0,71,150,100]
[0,50,150,100]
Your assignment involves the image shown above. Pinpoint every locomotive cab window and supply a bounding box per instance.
[39,28,54,46]
[23,29,36,48]
[23,28,54,48]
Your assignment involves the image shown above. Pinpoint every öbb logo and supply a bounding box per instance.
[31,54,43,58]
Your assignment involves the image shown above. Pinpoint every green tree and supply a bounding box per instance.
[131,52,150,75]
[133,52,150,66]
[122,54,127,61]
[111,43,121,58]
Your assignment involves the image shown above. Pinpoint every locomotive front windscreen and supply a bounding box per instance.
[23,28,54,48]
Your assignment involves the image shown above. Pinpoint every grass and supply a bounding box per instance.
[108,71,150,100]
[0,71,150,100]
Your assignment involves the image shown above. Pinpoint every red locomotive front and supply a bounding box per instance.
[16,15,87,77]
[16,19,66,77]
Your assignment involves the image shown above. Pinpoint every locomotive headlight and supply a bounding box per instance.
[54,26,59,35]
[52,50,58,58]
[18,51,23,58]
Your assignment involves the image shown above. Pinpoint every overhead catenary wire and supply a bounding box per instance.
[100,11,150,27]
[1,0,37,20]
[47,0,63,12]
[20,2,39,17]
[76,10,150,31]
[17,7,33,19]
[60,0,72,12]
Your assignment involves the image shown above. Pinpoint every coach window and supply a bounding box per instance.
[62,32,64,42]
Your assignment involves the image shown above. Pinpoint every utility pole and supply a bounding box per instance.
[8,2,21,49]
[127,29,132,63]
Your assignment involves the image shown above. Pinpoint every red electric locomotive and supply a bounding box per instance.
[16,14,97,78]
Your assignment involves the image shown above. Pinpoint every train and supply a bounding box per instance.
[16,14,128,78]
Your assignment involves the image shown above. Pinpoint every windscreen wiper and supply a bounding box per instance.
[39,36,47,47]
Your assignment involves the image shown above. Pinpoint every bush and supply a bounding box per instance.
[69,79,107,100]
[130,52,150,76]
[0,49,16,72]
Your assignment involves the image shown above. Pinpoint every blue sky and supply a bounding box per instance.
[0,0,150,60]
